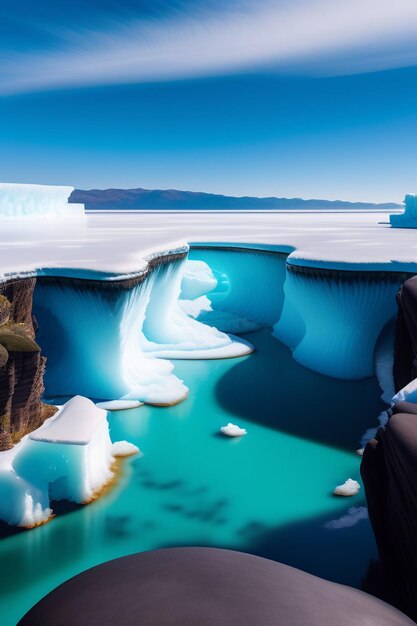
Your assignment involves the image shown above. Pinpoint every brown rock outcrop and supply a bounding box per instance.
[0,279,56,451]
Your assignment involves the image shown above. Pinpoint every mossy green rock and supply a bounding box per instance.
[0,328,39,352]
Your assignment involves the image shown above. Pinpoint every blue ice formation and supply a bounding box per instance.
[183,247,288,333]
[183,247,406,381]
[273,266,405,379]
[34,255,253,405]
[0,183,84,219]
[390,194,417,228]
[0,396,119,527]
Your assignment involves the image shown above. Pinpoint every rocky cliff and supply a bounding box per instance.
[0,279,56,451]
[361,275,417,621]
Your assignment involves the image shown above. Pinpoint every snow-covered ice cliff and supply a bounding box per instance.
[0,183,84,220]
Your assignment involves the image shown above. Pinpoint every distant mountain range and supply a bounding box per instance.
[69,187,402,211]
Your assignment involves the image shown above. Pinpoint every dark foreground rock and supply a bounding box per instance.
[19,547,413,626]
[362,410,417,622]
[362,273,417,621]
[394,276,417,391]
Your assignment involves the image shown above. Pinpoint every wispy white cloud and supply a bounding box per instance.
[3,0,417,94]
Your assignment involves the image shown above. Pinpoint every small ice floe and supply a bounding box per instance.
[112,441,141,457]
[333,478,360,497]
[220,423,247,437]
[356,448,365,457]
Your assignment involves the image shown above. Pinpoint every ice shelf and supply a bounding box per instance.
[2,207,417,382]
[0,183,85,220]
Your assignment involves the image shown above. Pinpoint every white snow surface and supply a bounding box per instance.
[1,209,417,282]
[333,478,361,497]
[30,395,106,444]
[220,423,247,437]
[0,183,84,220]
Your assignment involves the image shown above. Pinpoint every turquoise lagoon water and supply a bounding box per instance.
[0,329,383,625]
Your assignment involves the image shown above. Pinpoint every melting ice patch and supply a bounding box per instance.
[324,506,368,530]
[0,183,84,220]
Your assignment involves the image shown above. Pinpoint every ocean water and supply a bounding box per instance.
[0,329,383,625]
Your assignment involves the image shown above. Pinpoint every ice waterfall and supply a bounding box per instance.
[33,253,253,405]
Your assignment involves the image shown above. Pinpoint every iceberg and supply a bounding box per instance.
[390,194,417,228]
[13,396,114,504]
[0,183,84,220]
[0,396,133,527]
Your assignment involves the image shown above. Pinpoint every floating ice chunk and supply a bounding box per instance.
[220,423,247,437]
[324,506,368,529]
[0,183,84,220]
[333,478,361,497]
[112,441,140,457]
[96,400,144,411]
[0,397,143,527]
[390,194,417,228]
[180,260,217,300]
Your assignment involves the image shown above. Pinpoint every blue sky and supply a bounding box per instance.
[1,0,417,202]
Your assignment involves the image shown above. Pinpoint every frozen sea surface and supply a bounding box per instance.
[1,209,417,281]
[0,329,383,626]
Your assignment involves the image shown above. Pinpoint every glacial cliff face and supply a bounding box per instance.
[0,279,55,451]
